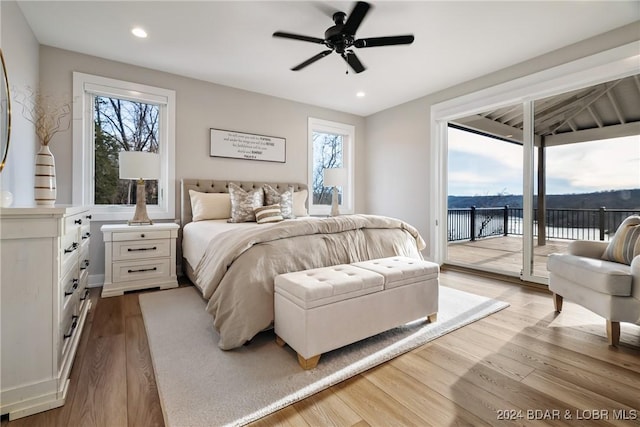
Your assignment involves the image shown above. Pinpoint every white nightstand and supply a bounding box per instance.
[101,222,180,297]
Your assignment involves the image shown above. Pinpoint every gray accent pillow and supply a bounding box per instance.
[263,184,295,219]
[228,183,264,223]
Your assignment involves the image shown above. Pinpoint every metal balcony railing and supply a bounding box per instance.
[448,206,640,242]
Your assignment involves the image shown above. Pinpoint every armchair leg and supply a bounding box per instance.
[606,320,620,347]
[553,293,563,313]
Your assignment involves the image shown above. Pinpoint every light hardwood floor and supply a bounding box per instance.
[3,270,639,427]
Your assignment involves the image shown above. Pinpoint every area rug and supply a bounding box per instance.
[139,285,508,427]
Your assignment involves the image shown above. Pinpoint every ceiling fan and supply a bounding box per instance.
[273,1,414,74]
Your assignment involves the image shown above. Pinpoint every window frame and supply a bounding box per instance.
[72,72,176,221]
[307,117,355,216]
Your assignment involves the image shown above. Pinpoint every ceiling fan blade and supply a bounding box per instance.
[291,50,333,71]
[354,35,415,48]
[273,31,325,45]
[341,51,365,74]
[342,1,370,36]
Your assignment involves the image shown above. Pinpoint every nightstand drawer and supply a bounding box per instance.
[113,230,170,242]
[112,258,171,283]
[112,239,171,261]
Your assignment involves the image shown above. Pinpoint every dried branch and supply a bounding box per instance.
[15,87,71,146]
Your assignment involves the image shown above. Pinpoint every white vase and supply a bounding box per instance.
[34,145,56,205]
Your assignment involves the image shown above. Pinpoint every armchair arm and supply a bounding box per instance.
[568,240,608,259]
[631,255,640,301]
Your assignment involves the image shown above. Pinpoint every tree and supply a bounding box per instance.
[312,132,343,205]
[94,96,159,205]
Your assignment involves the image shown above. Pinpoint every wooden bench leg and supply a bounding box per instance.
[275,335,286,347]
[427,313,437,323]
[553,293,563,313]
[606,320,620,347]
[297,354,321,370]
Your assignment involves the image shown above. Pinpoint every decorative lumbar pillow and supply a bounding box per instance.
[189,190,232,221]
[293,189,309,217]
[602,215,640,265]
[263,184,294,219]
[254,204,284,224]
[228,182,264,223]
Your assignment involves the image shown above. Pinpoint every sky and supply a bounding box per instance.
[447,127,640,197]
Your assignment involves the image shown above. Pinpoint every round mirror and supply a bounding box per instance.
[1,49,11,173]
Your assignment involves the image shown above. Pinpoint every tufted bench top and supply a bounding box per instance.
[275,264,384,309]
[353,256,440,289]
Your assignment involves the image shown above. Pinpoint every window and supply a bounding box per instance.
[307,118,354,215]
[72,73,175,221]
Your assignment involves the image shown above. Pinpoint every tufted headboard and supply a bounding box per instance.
[181,179,308,226]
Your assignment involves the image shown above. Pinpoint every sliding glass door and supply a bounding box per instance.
[440,71,640,284]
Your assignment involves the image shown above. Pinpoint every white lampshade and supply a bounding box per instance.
[323,167,346,187]
[119,151,160,180]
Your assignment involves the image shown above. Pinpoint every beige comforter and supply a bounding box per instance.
[194,214,426,350]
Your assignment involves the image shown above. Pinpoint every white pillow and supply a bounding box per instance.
[189,190,232,221]
[293,190,309,217]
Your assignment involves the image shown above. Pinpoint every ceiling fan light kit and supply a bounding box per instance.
[273,1,414,74]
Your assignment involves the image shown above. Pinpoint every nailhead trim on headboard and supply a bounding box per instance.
[180,179,308,226]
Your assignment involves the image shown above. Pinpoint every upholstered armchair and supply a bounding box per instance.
[547,216,640,346]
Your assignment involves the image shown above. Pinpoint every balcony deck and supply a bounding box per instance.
[447,235,571,278]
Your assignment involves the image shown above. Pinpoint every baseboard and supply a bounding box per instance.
[88,274,104,288]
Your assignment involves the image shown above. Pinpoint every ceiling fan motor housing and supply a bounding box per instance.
[325,11,354,53]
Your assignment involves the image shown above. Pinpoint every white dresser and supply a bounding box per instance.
[0,205,92,420]
[101,222,179,297]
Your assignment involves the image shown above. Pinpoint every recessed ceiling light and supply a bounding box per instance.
[131,27,148,38]
[356,91,366,98]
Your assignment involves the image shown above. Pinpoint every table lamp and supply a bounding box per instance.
[323,167,346,216]
[119,151,160,225]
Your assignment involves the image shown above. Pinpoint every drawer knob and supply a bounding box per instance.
[80,259,90,270]
[82,232,91,240]
[80,289,90,301]
[86,214,92,219]
[64,242,79,254]
[63,315,79,339]
[64,279,79,296]
[74,218,82,225]
[140,233,145,238]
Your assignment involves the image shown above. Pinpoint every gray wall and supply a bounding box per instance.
[34,47,366,282]
[364,21,640,259]
[0,1,39,205]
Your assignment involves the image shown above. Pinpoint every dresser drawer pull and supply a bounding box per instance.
[80,288,90,301]
[82,232,91,240]
[63,316,79,339]
[127,246,157,252]
[80,259,90,270]
[128,267,157,274]
[64,242,79,254]
[86,214,92,219]
[74,218,82,225]
[64,279,79,296]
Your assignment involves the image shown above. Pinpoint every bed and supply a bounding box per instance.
[181,179,426,350]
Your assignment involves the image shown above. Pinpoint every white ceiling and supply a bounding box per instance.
[18,1,640,117]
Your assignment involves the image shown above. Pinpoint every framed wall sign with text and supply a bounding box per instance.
[210,128,286,163]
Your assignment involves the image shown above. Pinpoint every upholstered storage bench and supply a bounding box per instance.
[274,257,439,369]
